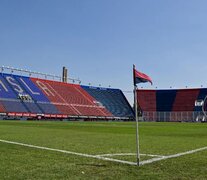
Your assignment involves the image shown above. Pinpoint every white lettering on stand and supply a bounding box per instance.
[20,78,40,95]
[6,76,23,93]
[36,81,55,96]
[0,80,8,92]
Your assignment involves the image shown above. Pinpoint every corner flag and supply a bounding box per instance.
[133,65,152,166]
[133,67,152,86]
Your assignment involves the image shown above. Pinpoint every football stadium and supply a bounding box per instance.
[1,1,207,179]
[0,66,134,121]
[0,66,206,179]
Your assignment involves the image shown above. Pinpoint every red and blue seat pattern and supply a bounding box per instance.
[137,89,207,122]
[137,89,206,112]
[0,73,134,119]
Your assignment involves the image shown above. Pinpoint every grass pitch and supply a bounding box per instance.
[0,120,206,179]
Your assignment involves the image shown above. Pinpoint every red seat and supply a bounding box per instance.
[0,101,5,113]
[31,78,112,117]
[172,89,200,111]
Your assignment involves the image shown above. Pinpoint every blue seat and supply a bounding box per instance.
[81,86,134,117]
[1,100,27,113]
[37,102,60,114]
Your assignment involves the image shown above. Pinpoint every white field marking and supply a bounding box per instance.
[74,87,94,104]
[140,146,207,166]
[0,139,137,166]
[74,87,108,116]
[141,154,166,158]
[46,83,81,115]
[96,153,165,158]
[1,139,206,166]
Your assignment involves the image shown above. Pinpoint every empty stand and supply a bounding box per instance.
[53,104,77,115]
[1,74,43,113]
[0,102,5,113]
[138,88,207,113]
[137,90,156,112]
[173,89,200,111]
[82,86,134,117]
[37,102,60,114]
[31,79,113,117]
[138,88,207,122]
[1,99,28,113]
[195,88,207,111]
[156,89,177,112]
[0,73,133,119]
[24,102,43,114]
[0,74,17,99]
[15,76,51,102]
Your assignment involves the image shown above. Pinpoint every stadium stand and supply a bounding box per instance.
[82,86,134,117]
[31,78,113,117]
[195,89,207,111]
[0,72,134,120]
[1,100,28,113]
[173,89,200,111]
[0,102,5,113]
[156,90,177,112]
[137,90,156,112]
[138,88,207,122]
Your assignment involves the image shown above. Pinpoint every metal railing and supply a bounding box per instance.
[142,111,206,122]
[0,66,81,84]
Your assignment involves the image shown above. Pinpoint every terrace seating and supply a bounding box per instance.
[31,79,113,117]
[0,74,17,99]
[36,102,60,114]
[195,89,207,111]
[53,104,78,115]
[156,90,177,112]
[138,88,207,113]
[172,89,200,111]
[15,76,50,102]
[137,90,156,112]
[74,105,109,116]
[82,86,134,117]
[24,102,43,114]
[0,74,57,114]
[1,99,28,113]
[0,73,133,119]
[0,102,5,113]
[138,88,207,122]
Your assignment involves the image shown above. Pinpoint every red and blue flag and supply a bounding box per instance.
[133,67,152,86]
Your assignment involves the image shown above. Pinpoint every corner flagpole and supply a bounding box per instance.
[133,64,140,166]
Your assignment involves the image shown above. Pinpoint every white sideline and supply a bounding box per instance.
[0,139,206,166]
[140,146,207,166]
[0,139,137,166]
[96,153,165,158]
[141,153,166,158]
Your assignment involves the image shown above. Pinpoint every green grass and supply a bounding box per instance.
[0,120,206,179]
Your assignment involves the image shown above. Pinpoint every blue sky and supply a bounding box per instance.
[0,0,207,103]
